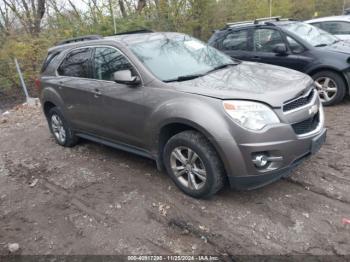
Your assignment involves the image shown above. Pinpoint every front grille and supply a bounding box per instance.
[283,88,315,112]
[292,112,320,135]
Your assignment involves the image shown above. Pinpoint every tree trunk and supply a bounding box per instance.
[34,0,46,35]
[118,0,127,18]
[136,0,147,13]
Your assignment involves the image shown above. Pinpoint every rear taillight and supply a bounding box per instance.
[34,78,41,91]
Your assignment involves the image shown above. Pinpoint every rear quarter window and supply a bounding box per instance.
[40,52,61,73]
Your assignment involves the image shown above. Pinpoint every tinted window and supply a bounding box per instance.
[93,47,134,81]
[320,21,350,35]
[58,48,91,78]
[286,36,305,53]
[222,30,249,51]
[253,28,285,52]
[41,51,60,73]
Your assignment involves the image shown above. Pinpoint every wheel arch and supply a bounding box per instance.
[308,66,349,92]
[155,120,228,177]
[43,101,57,118]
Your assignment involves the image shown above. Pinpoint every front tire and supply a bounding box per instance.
[163,130,225,198]
[312,70,346,106]
[47,107,78,147]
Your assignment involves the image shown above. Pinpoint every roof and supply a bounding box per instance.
[48,32,186,53]
[105,32,183,45]
[224,17,298,30]
[306,15,350,24]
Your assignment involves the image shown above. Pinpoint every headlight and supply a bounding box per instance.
[223,100,280,131]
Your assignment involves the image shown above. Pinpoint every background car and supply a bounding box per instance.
[306,15,350,41]
[209,17,350,106]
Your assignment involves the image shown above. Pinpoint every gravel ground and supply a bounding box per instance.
[0,100,350,257]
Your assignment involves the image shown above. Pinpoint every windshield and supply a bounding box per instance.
[281,22,338,47]
[130,34,235,82]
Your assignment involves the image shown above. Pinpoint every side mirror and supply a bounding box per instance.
[113,70,141,86]
[273,44,288,56]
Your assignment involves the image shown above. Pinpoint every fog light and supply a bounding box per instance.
[252,154,269,168]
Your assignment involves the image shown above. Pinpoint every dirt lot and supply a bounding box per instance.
[0,100,350,257]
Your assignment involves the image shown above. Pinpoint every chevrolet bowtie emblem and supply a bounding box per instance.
[309,104,318,115]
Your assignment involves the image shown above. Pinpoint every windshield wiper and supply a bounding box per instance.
[164,63,238,83]
[314,43,328,47]
[164,74,204,82]
[205,63,238,75]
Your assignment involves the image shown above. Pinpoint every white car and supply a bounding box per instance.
[306,16,350,41]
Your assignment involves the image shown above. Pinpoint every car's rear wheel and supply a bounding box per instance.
[163,130,225,198]
[47,107,78,147]
[312,70,346,106]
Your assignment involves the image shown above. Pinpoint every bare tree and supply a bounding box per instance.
[3,0,46,35]
[136,0,146,13]
[118,0,127,18]
[0,4,11,35]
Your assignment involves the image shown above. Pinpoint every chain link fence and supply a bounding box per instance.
[0,59,40,114]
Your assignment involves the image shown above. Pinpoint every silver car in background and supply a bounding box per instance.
[306,16,350,42]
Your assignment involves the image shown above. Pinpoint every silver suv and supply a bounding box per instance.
[38,31,327,198]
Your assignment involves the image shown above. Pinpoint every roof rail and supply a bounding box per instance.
[56,35,103,46]
[254,16,282,24]
[115,29,154,35]
[226,20,254,27]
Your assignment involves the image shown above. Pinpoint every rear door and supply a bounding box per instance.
[56,48,96,131]
[216,28,253,60]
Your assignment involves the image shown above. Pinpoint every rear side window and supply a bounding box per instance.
[222,30,249,51]
[57,48,92,78]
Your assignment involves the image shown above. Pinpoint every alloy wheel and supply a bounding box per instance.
[51,114,66,144]
[315,77,338,103]
[170,146,207,190]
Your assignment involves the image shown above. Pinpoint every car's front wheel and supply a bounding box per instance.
[163,130,225,198]
[47,107,78,147]
[312,70,346,106]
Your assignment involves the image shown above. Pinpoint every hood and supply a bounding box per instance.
[322,40,350,54]
[170,62,313,107]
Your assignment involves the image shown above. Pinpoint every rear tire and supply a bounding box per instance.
[163,130,225,198]
[47,107,78,147]
[312,70,346,106]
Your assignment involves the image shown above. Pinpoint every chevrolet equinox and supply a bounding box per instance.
[38,31,327,198]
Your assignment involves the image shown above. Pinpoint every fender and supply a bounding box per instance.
[41,86,67,118]
[143,96,246,176]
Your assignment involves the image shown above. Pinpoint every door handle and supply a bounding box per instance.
[252,56,261,60]
[93,88,102,98]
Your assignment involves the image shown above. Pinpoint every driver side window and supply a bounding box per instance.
[253,28,285,52]
[93,47,134,81]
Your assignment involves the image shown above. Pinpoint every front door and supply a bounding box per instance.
[88,46,147,148]
[250,28,312,72]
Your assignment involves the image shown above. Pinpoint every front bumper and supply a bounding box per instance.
[217,93,326,190]
[228,127,327,190]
